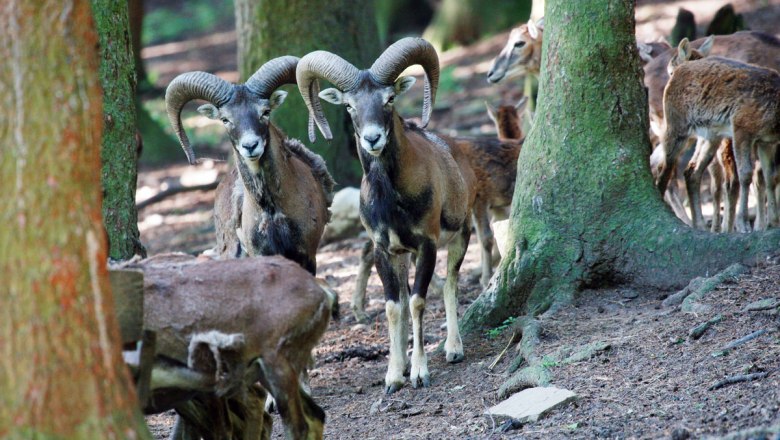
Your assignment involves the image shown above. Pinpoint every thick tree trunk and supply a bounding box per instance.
[0,1,150,437]
[93,0,146,260]
[462,0,780,331]
[423,0,532,50]
[234,0,380,186]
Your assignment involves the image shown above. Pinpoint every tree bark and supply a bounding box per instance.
[462,0,780,331]
[93,0,147,260]
[234,0,381,186]
[128,0,148,90]
[0,1,150,437]
[423,0,532,50]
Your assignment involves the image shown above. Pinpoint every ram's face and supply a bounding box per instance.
[198,89,287,163]
[319,76,416,157]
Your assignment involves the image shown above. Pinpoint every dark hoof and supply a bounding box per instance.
[446,352,464,364]
[411,374,431,389]
[385,382,404,395]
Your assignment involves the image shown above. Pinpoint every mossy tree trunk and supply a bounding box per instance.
[93,0,146,260]
[423,0,532,50]
[0,1,150,437]
[462,0,780,332]
[234,0,380,186]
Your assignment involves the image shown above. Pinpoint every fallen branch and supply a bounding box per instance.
[688,314,723,340]
[708,371,769,391]
[137,181,219,210]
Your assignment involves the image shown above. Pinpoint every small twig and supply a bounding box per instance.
[489,331,517,371]
[708,371,770,391]
[137,181,219,210]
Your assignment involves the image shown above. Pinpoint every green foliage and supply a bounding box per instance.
[142,0,234,45]
[485,316,516,339]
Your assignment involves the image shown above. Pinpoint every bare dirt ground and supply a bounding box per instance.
[140,1,780,438]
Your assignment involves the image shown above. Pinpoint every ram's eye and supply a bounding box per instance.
[262,109,271,118]
[221,118,230,124]
[345,103,352,110]
[514,41,526,48]
[387,96,395,105]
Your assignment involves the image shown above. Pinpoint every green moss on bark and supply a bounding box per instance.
[462,0,780,332]
[92,0,146,260]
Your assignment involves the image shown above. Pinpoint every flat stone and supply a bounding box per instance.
[485,386,577,424]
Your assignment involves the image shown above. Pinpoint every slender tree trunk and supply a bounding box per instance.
[423,0,532,50]
[234,0,380,186]
[462,0,780,331]
[93,0,146,260]
[0,1,150,437]
[128,0,148,90]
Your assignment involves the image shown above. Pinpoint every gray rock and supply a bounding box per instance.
[485,386,577,424]
[321,187,362,244]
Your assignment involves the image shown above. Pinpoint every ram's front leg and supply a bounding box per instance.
[409,239,437,388]
[375,248,410,394]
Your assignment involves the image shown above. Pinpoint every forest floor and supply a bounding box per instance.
[140,1,780,438]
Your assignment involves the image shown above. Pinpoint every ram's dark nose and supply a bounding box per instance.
[363,133,381,146]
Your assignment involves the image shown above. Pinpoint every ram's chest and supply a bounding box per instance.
[360,200,428,255]
[239,210,297,257]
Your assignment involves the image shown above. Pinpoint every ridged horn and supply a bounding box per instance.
[245,55,300,98]
[370,37,439,128]
[165,72,234,164]
[296,51,360,142]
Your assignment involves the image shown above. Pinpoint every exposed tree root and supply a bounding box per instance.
[499,315,610,399]
[688,314,722,340]
[708,371,771,391]
[662,263,747,311]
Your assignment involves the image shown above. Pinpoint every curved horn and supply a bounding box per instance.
[165,72,234,164]
[296,51,360,142]
[245,55,300,98]
[369,37,439,127]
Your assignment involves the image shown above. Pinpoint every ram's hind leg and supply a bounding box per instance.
[472,201,494,287]
[256,355,313,440]
[352,240,374,323]
[444,222,470,364]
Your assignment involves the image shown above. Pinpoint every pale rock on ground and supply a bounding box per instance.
[486,386,578,424]
[321,187,362,245]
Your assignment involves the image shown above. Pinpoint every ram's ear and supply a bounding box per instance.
[197,103,220,120]
[318,88,343,105]
[269,90,288,110]
[677,38,692,61]
[699,35,714,57]
[394,76,416,95]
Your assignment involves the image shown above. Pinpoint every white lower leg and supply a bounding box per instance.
[409,294,430,388]
[384,300,406,392]
[443,277,463,363]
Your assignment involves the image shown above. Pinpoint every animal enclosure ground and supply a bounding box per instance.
[145,230,780,439]
[138,1,780,438]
